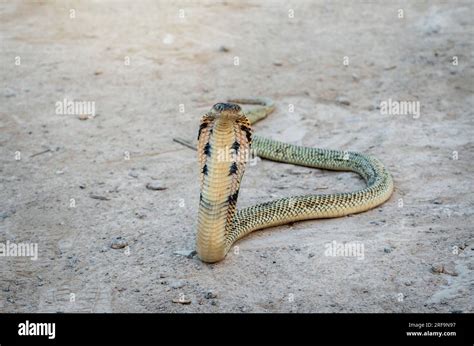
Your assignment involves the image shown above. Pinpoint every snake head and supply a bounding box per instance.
[209,102,242,117]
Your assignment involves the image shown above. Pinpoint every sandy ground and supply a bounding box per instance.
[0,0,473,313]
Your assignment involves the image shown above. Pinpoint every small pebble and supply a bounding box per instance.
[172,298,191,304]
[128,171,139,178]
[146,181,167,191]
[78,114,94,121]
[170,280,185,289]
[383,247,392,253]
[431,264,444,274]
[205,290,218,299]
[336,96,351,106]
[90,194,110,201]
[173,250,197,258]
[135,210,147,219]
[110,237,128,249]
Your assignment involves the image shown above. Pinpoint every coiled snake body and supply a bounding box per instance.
[196,99,393,263]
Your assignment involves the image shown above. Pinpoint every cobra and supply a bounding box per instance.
[196,98,393,263]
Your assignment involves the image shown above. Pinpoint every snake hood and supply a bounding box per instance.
[196,103,253,263]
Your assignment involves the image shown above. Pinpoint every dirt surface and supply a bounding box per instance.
[1,1,473,313]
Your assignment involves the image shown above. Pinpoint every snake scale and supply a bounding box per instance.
[195,98,393,263]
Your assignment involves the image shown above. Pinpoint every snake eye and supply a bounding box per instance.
[212,103,241,113]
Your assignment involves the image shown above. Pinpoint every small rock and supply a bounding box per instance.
[78,114,91,121]
[94,71,103,75]
[383,247,392,253]
[336,96,351,106]
[442,266,458,276]
[384,65,397,70]
[173,249,196,258]
[128,170,139,178]
[146,181,167,191]
[431,263,457,276]
[135,210,147,219]
[90,194,110,201]
[273,61,283,66]
[205,290,218,299]
[218,46,230,52]
[170,280,185,289]
[110,237,128,249]
[308,253,315,258]
[431,264,444,274]
[159,273,167,278]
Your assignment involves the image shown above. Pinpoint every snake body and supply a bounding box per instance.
[196,99,393,263]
